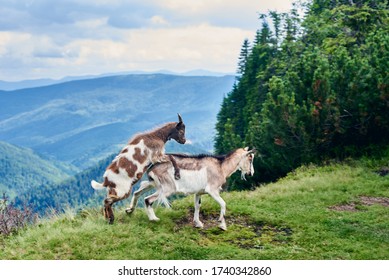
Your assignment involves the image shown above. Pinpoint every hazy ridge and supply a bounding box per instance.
[0,74,235,168]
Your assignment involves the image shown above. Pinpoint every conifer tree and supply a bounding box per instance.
[237,39,250,76]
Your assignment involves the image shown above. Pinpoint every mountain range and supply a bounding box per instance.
[0,70,233,91]
[0,74,235,169]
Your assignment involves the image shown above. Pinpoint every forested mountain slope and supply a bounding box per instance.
[0,141,76,198]
[215,0,389,189]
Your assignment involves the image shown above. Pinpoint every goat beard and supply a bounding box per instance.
[240,171,247,181]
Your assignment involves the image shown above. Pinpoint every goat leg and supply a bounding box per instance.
[104,198,115,224]
[154,154,181,180]
[169,155,181,180]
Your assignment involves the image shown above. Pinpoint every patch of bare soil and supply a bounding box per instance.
[174,209,292,249]
[329,196,389,212]
[359,196,389,207]
[328,202,359,212]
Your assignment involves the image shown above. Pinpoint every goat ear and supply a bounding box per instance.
[177,113,183,124]
[248,148,257,154]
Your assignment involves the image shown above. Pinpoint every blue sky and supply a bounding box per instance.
[0,0,294,81]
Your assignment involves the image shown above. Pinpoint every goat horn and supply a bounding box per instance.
[177,113,183,123]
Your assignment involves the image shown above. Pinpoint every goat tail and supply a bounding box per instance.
[157,190,171,209]
[91,180,105,190]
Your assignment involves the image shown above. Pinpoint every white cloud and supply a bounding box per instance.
[150,15,169,26]
[24,24,253,78]
[0,0,295,81]
[124,24,253,71]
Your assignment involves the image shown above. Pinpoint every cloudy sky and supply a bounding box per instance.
[0,0,294,81]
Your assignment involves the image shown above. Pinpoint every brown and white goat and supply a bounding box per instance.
[126,147,255,230]
[91,114,186,224]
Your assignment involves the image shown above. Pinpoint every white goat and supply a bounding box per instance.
[126,147,255,230]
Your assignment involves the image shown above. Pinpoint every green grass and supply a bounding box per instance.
[1,157,388,260]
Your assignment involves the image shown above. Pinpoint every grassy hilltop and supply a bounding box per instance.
[1,155,388,260]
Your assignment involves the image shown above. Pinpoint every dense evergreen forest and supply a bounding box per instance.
[0,141,76,199]
[215,0,389,189]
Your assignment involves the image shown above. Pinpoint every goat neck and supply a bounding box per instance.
[152,122,176,143]
[221,149,244,178]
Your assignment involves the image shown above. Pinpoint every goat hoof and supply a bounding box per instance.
[125,207,134,214]
[194,222,204,228]
[218,223,227,231]
[174,173,181,180]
